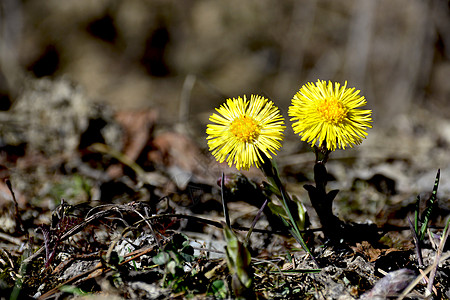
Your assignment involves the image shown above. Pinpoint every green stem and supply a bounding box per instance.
[260,154,319,267]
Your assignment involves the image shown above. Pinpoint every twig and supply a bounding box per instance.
[0,232,22,245]
[22,209,116,266]
[0,247,15,269]
[426,216,450,296]
[397,251,450,300]
[135,213,324,235]
[244,198,268,246]
[220,172,231,228]
[5,179,24,233]
[252,257,286,279]
[38,261,103,299]
[117,203,162,249]
[139,213,423,236]
[120,245,157,265]
[407,216,423,267]
[427,228,439,250]
[39,245,157,300]
[105,230,132,264]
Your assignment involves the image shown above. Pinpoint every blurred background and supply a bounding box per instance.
[1,0,450,195]
[1,0,449,122]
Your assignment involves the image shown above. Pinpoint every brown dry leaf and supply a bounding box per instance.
[115,110,158,161]
[351,241,382,262]
[351,241,404,263]
[107,110,158,179]
[148,131,214,187]
[149,132,198,170]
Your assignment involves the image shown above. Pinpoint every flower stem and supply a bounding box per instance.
[304,145,344,241]
[304,162,343,240]
[260,154,319,267]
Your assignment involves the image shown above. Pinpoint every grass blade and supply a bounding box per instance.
[419,169,440,241]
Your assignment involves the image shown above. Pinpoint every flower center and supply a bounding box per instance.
[317,97,348,124]
[229,116,260,143]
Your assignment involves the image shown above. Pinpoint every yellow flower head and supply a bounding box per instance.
[288,80,372,151]
[207,95,285,170]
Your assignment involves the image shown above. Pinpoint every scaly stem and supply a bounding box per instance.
[304,146,343,241]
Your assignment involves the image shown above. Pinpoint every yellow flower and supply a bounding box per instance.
[207,95,285,170]
[288,80,372,151]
